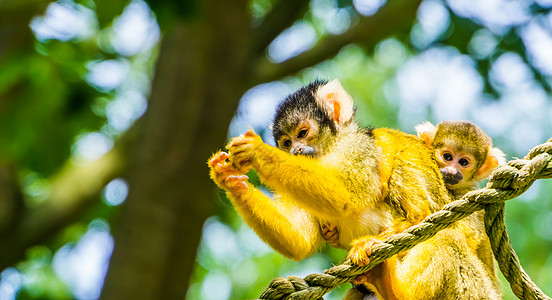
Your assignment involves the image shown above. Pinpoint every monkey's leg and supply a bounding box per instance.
[385,227,500,300]
[319,222,343,248]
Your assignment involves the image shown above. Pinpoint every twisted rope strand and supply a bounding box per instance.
[485,202,550,300]
[259,139,552,300]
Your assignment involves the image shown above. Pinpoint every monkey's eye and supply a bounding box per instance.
[443,153,453,161]
[283,140,292,148]
[297,129,308,139]
[459,158,469,167]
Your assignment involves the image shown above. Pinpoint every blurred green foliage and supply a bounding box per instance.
[1,0,552,299]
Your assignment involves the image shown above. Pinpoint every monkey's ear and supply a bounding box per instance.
[477,147,506,179]
[489,147,506,166]
[315,79,354,125]
[415,121,436,147]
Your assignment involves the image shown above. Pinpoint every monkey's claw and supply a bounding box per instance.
[226,129,262,172]
[208,151,249,194]
[348,237,381,266]
[209,151,229,166]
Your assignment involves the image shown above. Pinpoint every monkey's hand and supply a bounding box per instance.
[347,236,383,266]
[320,223,342,248]
[226,129,264,173]
[209,151,250,195]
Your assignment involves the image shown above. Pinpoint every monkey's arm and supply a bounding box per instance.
[228,130,361,220]
[209,152,323,260]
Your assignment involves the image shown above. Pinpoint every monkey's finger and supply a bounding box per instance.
[228,139,255,150]
[349,253,365,266]
[353,256,370,266]
[228,146,251,156]
[215,166,247,183]
[363,241,374,256]
[363,252,371,265]
[366,239,378,252]
[225,175,249,183]
[232,181,248,190]
[329,241,340,248]
[244,129,258,138]
[227,134,250,147]
[213,161,239,175]
[225,176,249,192]
[225,136,239,149]
[213,151,230,164]
[214,158,243,172]
[352,274,368,285]
[234,181,249,189]
[231,159,252,172]
[209,152,229,168]
[357,241,375,265]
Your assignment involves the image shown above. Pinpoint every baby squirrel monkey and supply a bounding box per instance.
[416,120,506,199]
[208,80,499,299]
[333,120,506,299]
[323,120,506,246]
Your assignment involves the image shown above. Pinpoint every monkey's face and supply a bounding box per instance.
[275,118,334,158]
[272,80,341,157]
[435,146,477,187]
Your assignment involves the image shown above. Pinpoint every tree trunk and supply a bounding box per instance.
[100,1,250,299]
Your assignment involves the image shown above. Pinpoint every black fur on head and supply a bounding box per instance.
[272,80,337,143]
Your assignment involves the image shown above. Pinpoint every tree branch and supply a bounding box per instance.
[0,0,49,66]
[251,0,311,55]
[0,164,24,236]
[252,0,423,83]
[0,143,127,269]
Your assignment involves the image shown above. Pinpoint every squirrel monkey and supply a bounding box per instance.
[208,80,499,299]
[338,121,506,299]
[416,120,506,198]
[324,121,506,246]
[415,120,505,297]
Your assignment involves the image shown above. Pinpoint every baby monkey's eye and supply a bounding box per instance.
[443,153,453,161]
[459,158,469,167]
[283,140,292,147]
[297,129,308,138]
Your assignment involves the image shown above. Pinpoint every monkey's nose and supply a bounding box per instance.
[440,167,463,185]
[292,145,316,157]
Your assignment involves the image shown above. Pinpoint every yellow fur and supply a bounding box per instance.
[209,81,501,299]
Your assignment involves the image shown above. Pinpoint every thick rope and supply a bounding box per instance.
[484,139,552,300]
[259,138,552,300]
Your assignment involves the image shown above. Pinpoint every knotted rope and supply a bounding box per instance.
[259,138,552,300]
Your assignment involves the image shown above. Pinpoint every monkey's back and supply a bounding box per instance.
[315,126,452,246]
[372,128,452,219]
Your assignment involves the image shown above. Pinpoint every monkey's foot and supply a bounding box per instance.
[320,223,341,248]
[209,151,249,194]
[348,237,382,266]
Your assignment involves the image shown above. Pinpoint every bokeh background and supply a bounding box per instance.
[0,0,551,299]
